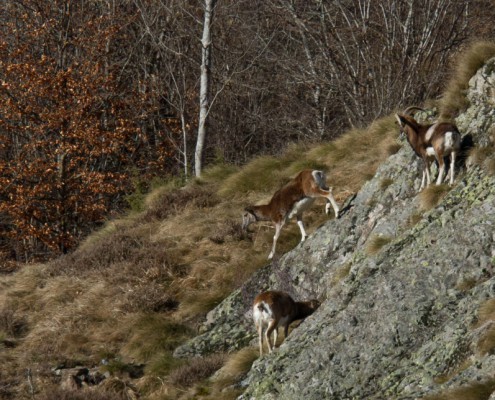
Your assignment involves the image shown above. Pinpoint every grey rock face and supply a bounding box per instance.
[176,58,495,399]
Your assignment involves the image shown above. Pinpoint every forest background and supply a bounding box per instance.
[1,0,494,263]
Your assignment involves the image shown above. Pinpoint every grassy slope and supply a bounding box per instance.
[1,41,495,400]
[0,116,400,400]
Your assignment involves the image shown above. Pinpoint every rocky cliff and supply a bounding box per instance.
[175,58,495,399]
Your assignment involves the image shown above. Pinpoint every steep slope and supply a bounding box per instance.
[175,58,495,399]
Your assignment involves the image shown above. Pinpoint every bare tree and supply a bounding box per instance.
[195,0,217,177]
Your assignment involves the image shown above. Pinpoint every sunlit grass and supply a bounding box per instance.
[440,41,495,119]
[366,235,393,255]
[419,184,451,211]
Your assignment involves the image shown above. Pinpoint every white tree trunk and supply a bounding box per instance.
[195,0,216,177]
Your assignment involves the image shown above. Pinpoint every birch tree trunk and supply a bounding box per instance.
[195,0,216,177]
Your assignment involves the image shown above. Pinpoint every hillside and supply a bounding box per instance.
[177,52,495,399]
[1,43,495,400]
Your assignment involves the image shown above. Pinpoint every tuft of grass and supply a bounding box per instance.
[473,298,495,356]
[212,347,259,387]
[201,163,240,184]
[168,353,226,388]
[208,219,247,244]
[176,288,232,320]
[468,135,495,176]
[386,142,402,156]
[143,184,219,222]
[0,308,28,338]
[366,235,393,255]
[469,146,493,166]
[123,314,194,363]
[380,178,394,190]
[456,277,478,292]
[218,114,398,201]
[433,357,473,385]
[217,156,291,198]
[329,263,352,286]
[421,378,495,400]
[476,327,495,356]
[419,184,451,211]
[406,212,424,229]
[36,387,128,400]
[307,114,399,194]
[440,41,495,119]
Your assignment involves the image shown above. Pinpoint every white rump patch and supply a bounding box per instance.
[444,131,454,149]
[425,123,438,142]
[253,302,273,324]
[426,147,436,157]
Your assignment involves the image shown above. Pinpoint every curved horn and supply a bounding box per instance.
[403,106,425,116]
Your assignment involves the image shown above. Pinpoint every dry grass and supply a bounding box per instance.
[471,299,495,356]
[36,388,128,400]
[476,298,495,326]
[433,357,473,385]
[0,96,462,400]
[476,327,495,356]
[168,354,226,388]
[122,314,193,363]
[440,41,495,119]
[219,114,399,203]
[421,379,495,400]
[329,262,352,286]
[307,115,400,196]
[406,212,424,229]
[468,131,495,176]
[419,184,451,211]
[177,347,260,400]
[366,235,393,255]
[212,347,259,387]
[142,183,219,222]
[380,178,394,190]
[456,277,478,292]
[0,112,403,399]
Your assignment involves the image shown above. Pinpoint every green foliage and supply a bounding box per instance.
[125,181,148,214]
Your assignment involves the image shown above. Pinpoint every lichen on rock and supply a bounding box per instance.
[175,56,495,400]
